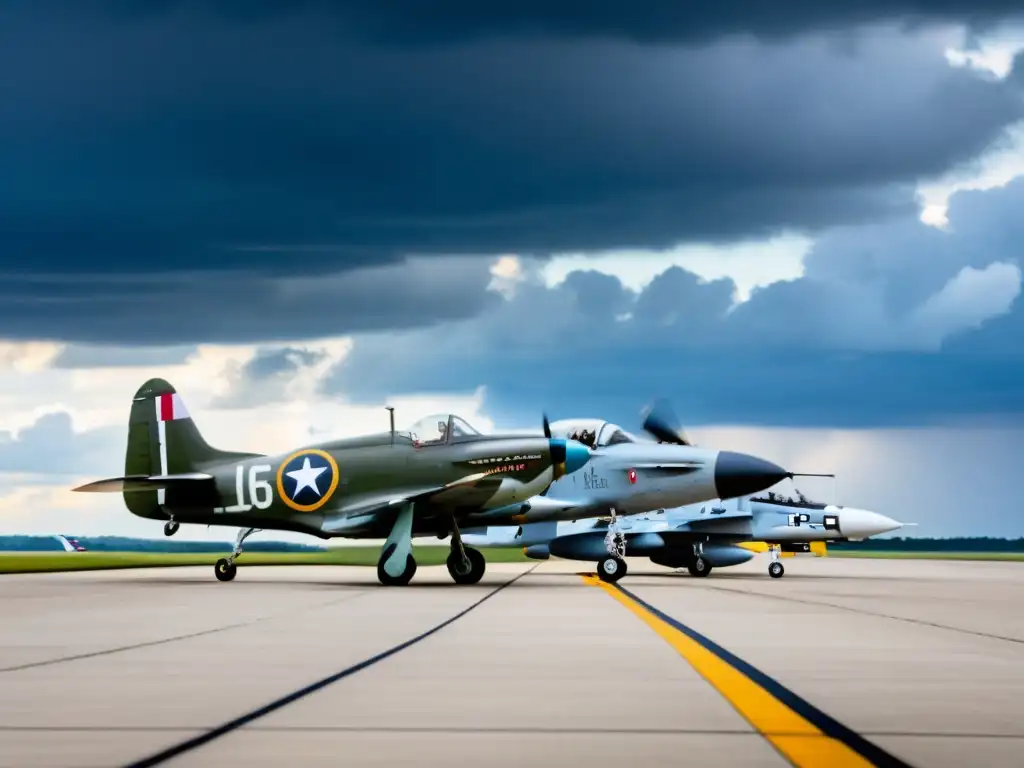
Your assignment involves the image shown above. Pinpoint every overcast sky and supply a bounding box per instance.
[2,2,1024,540]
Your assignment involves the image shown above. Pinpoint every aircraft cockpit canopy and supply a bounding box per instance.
[752,489,827,510]
[600,425,639,446]
[552,419,640,449]
[407,413,482,445]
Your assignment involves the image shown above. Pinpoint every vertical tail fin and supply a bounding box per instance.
[122,378,257,519]
[127,378,234,480]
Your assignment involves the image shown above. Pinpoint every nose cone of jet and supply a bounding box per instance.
[714,451,790,499]
[840,508,903,539]
[563,439,592,476]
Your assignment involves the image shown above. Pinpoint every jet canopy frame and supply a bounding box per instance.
[550,419,640,449]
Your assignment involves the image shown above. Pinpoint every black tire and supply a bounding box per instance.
[447,546,485,585]
[768,561,785,579]
[597,556,626,583]
[163,522,178,537]
[214,558,236,582]
[377,545,417,586]
[687,557,711,577]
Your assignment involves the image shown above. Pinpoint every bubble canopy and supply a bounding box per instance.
[548,419,640,448]
[406,413,482,445]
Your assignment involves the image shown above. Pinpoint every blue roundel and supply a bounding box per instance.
[276,449,339,512]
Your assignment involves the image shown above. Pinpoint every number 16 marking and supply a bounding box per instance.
[216,464,273,513]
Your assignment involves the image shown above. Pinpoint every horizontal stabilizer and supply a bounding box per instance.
[72,473,215,493]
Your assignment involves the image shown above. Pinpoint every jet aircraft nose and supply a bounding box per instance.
[839,508,903,539]
[714,451,790,499]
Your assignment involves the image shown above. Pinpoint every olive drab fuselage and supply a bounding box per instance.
[139,432,565,538]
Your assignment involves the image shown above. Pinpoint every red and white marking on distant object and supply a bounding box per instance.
[158,392,190,421]
[628,468,637,484]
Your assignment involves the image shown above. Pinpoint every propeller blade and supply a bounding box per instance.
[640,398,692,446]
[543,413,551,438]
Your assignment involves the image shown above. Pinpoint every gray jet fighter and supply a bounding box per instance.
[461,399,794,580]
[465,482,906,581]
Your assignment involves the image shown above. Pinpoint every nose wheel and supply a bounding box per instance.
[768,545,785,578]
[597,555,627,583]
[163,520,179,537]
[687,556,712,577]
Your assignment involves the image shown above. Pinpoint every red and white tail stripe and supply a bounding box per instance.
[157,392,190,422]
[153,392,189,506]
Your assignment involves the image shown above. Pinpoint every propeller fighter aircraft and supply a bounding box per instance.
[72,378,593,586]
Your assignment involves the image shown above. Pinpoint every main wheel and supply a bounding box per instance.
[164,521,179,537]
[687,557,711,577]
[214,558,236,582]
[597,556,627,583]
[768,561,785,579]
[447,546,485,585]
[378,546,417,586]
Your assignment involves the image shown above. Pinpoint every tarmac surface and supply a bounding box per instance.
[2,556,1023,767]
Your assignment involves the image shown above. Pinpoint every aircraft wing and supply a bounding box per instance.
[665,511,754,537]
[72,473,216,493]
[321,473,509,534]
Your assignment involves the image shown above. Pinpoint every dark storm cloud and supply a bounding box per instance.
[51,344,197,368]
[325,178,1024,427]
[0,257,500,345]
[0,6,1022,346]
[22,1,1024,45]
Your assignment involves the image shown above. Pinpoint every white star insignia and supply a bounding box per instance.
[286,457,327,499]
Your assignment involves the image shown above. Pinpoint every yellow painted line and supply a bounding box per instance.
[581,574,914,768]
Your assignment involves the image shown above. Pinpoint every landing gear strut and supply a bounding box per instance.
[378,503,417,586]
[445,512,485,585]
[768,545,785,578]
[163,520,179,537]
[597,507,628,583]
[214,527,259,582]
[688,541,712,578]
